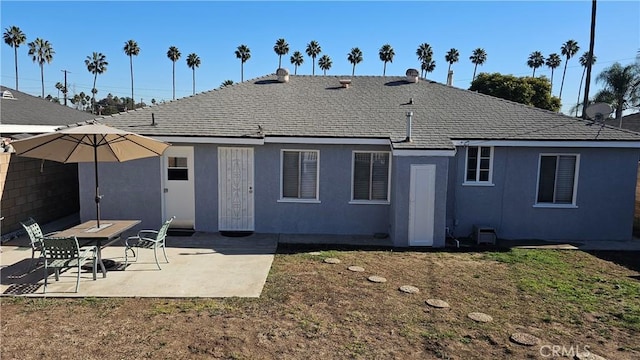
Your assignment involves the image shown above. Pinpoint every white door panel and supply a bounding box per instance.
[218,147,254,231]
[408,164,436,246]
[163,146,195,228]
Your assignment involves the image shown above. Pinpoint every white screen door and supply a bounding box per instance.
[163,146,195,229]
[408,164,436,246]
[218,147,254,231]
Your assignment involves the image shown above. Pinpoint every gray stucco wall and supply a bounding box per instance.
[449,146,639,241]
[390,156,449,247]
[80,143,391,237]
[79,157,162,230]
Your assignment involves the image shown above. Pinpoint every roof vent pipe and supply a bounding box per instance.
[406,68,419,83]
[151,112,156,126]
[276,68,290,83]
[406,111,413,142]
[447,70,454,86]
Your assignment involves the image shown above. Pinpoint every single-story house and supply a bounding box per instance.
[82,70,640,247]
[0,86,96,236]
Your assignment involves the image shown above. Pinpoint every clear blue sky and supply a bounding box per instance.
[1,1,638,115]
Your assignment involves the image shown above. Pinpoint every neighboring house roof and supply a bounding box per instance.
[604,113,640,133]
[0,85,96,127]
[94,74,640,150]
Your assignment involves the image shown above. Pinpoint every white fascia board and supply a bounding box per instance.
[0,124,62,134]
[265,137,390,145]
[392,149,456,157]
[451,140,640,148]
[154,136,265,145]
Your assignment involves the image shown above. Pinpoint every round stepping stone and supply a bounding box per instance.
[425,299,450,308]
[347,266,365,272]
[399,285,420,294]
[323,258,341,264]
[468,312,493,323]
[367,275,387,283]
[509,332,540,346]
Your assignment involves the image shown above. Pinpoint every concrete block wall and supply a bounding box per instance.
[0,153,79,236]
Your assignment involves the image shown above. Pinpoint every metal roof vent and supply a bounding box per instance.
[2,90,16,99]
[339,79,352,88]
[276,68,290,83]
[406,68,419,83]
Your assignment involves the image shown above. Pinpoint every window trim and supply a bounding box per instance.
[279,149,320,202]
[534,153,580,208]
[350,150,391,204]
[462,146,494,185]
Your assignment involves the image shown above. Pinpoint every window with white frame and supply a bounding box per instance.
[352,152,390,202]
[281,150,319,200]
[536,154,579,205]
[465,146,493,183]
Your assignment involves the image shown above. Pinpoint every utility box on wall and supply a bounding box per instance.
[473,224,496,245]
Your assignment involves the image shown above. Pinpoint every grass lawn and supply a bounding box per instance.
[1,247,639,359]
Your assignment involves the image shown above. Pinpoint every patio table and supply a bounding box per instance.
[55,220,141,277]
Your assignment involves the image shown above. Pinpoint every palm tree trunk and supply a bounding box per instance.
[472,64,478,82]
[192,68,195,95]
[40,64,44,98]
[278,56,282,69]
[130,55,134,110]
[241,61,244,82]
[550,69,555,95]
[312,57,315,76]
[172,61,176,100]
[352,64,355,77]
[617,96,624,127]
[532,68,536,77]
[576,67,586,117]
[559,61,569,100]
[383,62,386,76]
[294,65,297,75]
[447,63,452,75]
[92,74,97,114]
[14,47,19,90]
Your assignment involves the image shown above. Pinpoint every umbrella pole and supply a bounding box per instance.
[94,137,101,228]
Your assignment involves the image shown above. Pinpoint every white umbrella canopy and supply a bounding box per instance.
[11,121,171,228]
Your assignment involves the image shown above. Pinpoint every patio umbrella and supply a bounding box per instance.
[11,121,170,228]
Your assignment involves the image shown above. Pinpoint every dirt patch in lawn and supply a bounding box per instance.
[2,248,639,359]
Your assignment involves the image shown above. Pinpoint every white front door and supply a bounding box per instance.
[163,146,195,229]
[218,147,254,231]
[408,164,436,246]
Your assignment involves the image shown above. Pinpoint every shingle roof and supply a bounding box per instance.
[95,74,640,150]
[604,113,640,133]
[0,86,96,126]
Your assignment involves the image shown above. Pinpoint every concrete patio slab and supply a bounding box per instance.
[0,232,277,298]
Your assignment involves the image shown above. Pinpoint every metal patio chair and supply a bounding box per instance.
[124,216,175,270]
[19,217,60,271]
[41,236,98,293]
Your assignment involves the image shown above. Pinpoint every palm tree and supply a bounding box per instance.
[347,47,363,76]
[469,48,487,81]
[444,48,459,75]
[416,43,433,77]
[305,40,321,75]
[545,53,562,94]
[421,59,436,78]
[220,80,234,88]
[559,39,580,100]
[576,51,597,116]
[167,46,181,100]
[290,51,304,75]
[318,55,332,75]
[527,51,545,77]
[123,39,140,109]
[273,38,289,69]
[378,44,394,76]
[85,52,108,114]
[27,38,54,98]
[235,44,251,82]
[3,26,26,90]
[594,62,640,125]
[186,53,201,95]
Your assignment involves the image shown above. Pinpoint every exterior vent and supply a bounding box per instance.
[406,111,413,142]
[2,90,16,99]
[447,70,454,86]
[276,68,290,83]
[339,79,352,88]
[405,68,419,83]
